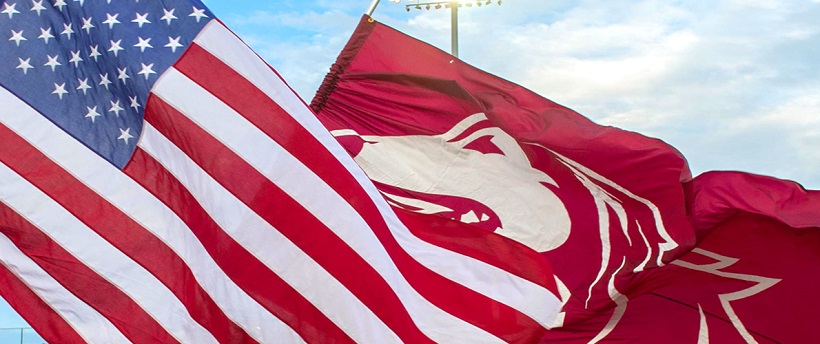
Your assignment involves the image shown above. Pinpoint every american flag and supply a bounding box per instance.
[0,0,560,342]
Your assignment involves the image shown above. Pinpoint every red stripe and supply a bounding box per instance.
[125,148,353,344]
[0,203,177,344]
[0,124,254,343]
[174,44,548,342]
[145,92,431,343]
[0,244,86,344]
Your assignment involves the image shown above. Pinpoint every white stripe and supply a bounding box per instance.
[588,258,629,344]
[561,161,615,308]
[194,21,561,330]
[0,211,129,344]
[697,304,710,344]
[139,121,402,344]
[0,89,227,343]
[0,161,213,344]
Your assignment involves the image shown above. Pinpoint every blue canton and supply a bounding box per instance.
[0,0,213,168]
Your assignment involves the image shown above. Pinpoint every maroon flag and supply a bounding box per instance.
[311,16,820,343]
[0,2,560,343]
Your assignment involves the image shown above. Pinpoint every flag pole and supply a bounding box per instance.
[366,0,382,16]
[450,1,459,57]
[401,1,502,58]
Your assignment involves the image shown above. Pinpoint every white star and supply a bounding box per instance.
[53,0,67,11]
[132,12,150,27]
[38,27,54,44]
[69,50,83,67]
[102,13,120,29]
[88,45,101,61]
[137,63,155,79]
[108,39,123,57]
[99,73,111,89]
[118,127,134,144]
[81,17,94,34]
[108,100,124,116]
[30,0,46,15]
[189,6,208,23]
[16,57,33,74]
[76,78,91,94]
[165,36,182,53]
[60,23,74,40]
[129,95,140,110]
[52,83,68,99]
[44,54,61,71]
[85,106,101,122]
[1,3,20,19]
[160,8,176,25]
[133,36,152,52]
[117,67,130,83]
[9,30,26,46]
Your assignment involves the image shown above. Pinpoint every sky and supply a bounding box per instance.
[198,0,820,189]
[2,0,819,336]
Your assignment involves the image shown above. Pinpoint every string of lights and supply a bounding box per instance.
[395,0,502,11]
[368,0,503,57]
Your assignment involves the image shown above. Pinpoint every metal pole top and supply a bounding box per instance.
[365,0,382,16]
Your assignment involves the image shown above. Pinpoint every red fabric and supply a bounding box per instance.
[312,15,696,326]
[580,212,820,344]
[312,16,820,343]
[543,173,820,343]
[686,171,820,231]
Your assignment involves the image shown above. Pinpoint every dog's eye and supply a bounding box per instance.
[461,135,505,155]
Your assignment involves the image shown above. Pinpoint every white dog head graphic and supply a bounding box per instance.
[333,113,572,252]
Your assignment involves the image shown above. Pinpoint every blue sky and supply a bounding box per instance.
[3,0,820,335]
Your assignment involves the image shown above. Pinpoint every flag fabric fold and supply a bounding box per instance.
[588,171,820,343]
[0,2,561,343]
[311,15,820,343]
[686,171,820,231]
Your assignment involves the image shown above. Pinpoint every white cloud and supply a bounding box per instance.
[405,0,820,188]
[215,6,360,100]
